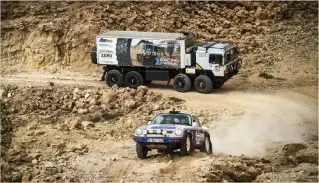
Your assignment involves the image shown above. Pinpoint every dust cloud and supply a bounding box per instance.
[210,95,317,157]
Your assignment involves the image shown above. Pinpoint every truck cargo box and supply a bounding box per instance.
[96,31,191,69]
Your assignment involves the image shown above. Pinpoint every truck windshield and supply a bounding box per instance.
[226,48,238,63]
[151,114,191,126]
[209,54,223,65]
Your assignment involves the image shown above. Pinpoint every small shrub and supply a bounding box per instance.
[259,72,274,79]
[169,97,185,103]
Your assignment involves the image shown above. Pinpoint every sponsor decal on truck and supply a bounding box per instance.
[97,37,181,68]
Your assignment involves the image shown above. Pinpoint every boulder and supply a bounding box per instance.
[282,143,307,157]
[295,149,318,165]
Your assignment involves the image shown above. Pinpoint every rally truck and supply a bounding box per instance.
[133,110,213,159]
[91,31,241,94]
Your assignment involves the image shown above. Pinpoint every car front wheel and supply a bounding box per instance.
[136,143,148,159]
[180,134,192,156]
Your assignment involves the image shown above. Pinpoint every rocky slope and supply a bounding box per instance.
[1,1,318,84]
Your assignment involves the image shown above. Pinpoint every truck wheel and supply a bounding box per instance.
[105,70,123,87]
[124,71,144,88]
[180,134,192,156]
[200,136,213,154]
[173,74,192,93]
[136,143,148,159]
[194,75,213,94]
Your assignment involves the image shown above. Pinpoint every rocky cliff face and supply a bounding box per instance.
[1,1,318,80]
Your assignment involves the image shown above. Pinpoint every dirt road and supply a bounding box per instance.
[1,71,318,182]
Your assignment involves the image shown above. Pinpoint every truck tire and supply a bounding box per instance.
[136,143,148,159]
[173,74,192,93]
[200,136,213,155]
[180,134,192,156]
[124,71,144,88]
[194,75,213,94]
[116,38,132,66]
[105,70,123,87]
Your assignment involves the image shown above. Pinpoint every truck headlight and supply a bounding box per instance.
[135,129,142,135]
[174,129,182,136]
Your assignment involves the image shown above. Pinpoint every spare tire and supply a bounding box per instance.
[91,46,97,64]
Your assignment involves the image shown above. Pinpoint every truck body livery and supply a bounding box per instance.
[91,31,241,93]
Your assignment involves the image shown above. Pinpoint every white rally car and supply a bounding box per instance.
[133,110,213,159]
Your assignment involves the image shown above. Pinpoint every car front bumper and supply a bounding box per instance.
[133,136,183,144]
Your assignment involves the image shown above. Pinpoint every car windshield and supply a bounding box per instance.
[151,114,191,126]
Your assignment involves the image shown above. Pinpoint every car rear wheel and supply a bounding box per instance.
[200,136,213,154]
[180,134,192,156]
[136,143,148,159]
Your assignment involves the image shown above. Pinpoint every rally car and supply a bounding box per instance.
[133,110,213,159]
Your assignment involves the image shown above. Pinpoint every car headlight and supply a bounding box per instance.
[162,130,167,135]
[174,129,182,136]
[142,129,147,135]
[149,129,154,134]
[135,129,142,135]
[156,129,161,134]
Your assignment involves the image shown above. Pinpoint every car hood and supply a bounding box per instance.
[142,124,189,130]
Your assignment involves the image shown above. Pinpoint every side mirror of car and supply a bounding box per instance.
[202,126,208,130]
[148,121,152,125]
[192,122,199,127]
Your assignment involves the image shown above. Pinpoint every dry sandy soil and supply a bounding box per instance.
[1,1,318,182]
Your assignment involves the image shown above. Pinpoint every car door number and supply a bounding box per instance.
[195,131,204,144]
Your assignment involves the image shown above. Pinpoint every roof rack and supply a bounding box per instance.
[169,108,181,114]
[202,42,217,48]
